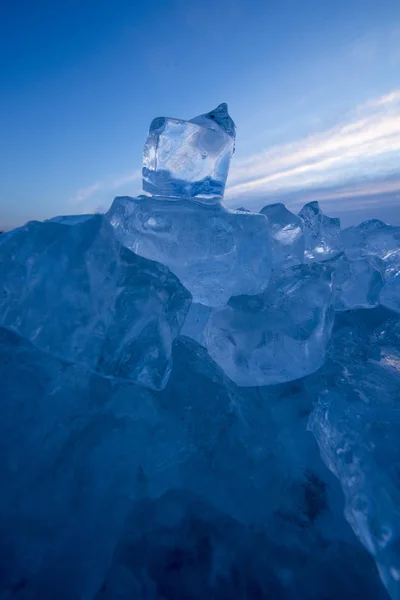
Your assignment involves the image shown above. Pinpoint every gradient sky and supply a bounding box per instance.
[1,0,400,230]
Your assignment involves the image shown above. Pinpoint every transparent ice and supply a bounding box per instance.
[260,202,305,268]
[0,214,190,390]
[108,104,272,307]
[143,103,235,201]
[299,201,342,262]
[107,196,271,308]
[327,252,385,311]
[342,220,400,314]
[203,263,335,386]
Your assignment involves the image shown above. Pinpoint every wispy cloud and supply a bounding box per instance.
[69,170,142,212]
[362,90,400,109]
[302,176,400,205]
[70,182,102,205]
[350,34,377,61]
[225,89,400,202]
[112,170,142,188]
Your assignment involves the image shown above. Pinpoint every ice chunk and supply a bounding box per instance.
[308,308,400,600]
[0,214,190,390]
[261,202,305,267]
[107,196,271,307]
[299,201,342,261]
[327,252,384,311]
[142,103,235,201]
[342,220,400,313]
[181,204,304,346]
[204,263,335,386]
[341,219,392,259]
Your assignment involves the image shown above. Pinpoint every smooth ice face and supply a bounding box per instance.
[261,203,305,267]
[327,253,384,311]
[106,196,272,307]
[342,220,400,314]
[299,201,342,262]
[308,309,400,600]
[142,103,235,201]
[0,214,190,390]
[204,263,335,386]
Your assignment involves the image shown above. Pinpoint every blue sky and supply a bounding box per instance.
[1,0,400,230]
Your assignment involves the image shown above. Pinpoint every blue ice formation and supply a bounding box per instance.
[342,219,400,313]
[260,202,305,268]
[299,200,343,262]
[203,263,335,386]
[1,327,392,600]
[308,308,400,600]
[327,252,384,311]
[107,105,271,307]
[0,103,399,600]
[106,194,271,307]
[0,214,190,390]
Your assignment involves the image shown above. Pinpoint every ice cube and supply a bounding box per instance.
[261,202,305,267]
[0,214,190,390]
[204,263,335,386]
[142,103,235,201]
[299,201,342,261]
[107,196,271,307]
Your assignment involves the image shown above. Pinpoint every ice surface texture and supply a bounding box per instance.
[260,202,305,268]
[299,201,343,261]
[203,263,335,386]
[0,214,190,390]
[308,308,400,600]
[342,220,400,313]
[143,103,235,201]
[327,252,384,311]
[106,195,271,307]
